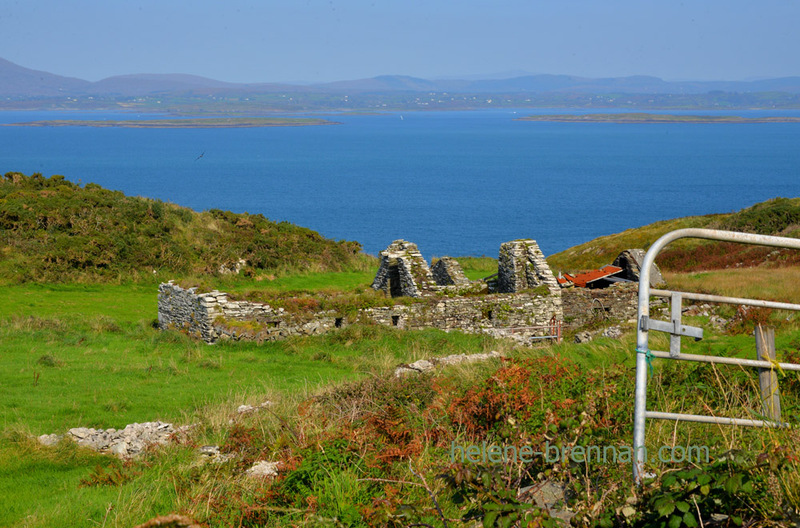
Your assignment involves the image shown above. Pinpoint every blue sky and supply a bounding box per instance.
[1,0,798,83]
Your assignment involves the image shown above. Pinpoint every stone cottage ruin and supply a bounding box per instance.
[370,240,439,297]
[158,238,640,345]
[370,239,560,298]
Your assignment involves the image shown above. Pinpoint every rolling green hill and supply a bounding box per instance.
[0,172,371,283]
[547,197,800,273]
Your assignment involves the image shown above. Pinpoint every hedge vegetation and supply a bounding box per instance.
[0,172,369,283]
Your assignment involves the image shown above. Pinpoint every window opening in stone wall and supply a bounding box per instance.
[335,317,343,328]
[392,315,400,326]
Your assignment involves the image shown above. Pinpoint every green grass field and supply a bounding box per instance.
[0,279,504,435]
[0,276,505,527]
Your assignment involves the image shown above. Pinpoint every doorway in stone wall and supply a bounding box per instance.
[388,259,402,298]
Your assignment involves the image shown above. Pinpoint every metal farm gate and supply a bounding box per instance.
[633,228,800,485]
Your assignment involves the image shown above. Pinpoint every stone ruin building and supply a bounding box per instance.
[158,238,641,345]
[497,239,560,293]
[370,240,439,297]
[370,239,559,298]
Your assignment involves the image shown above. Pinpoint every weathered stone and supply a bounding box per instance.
[561,282,639,329]
[110,442,129,457]
[365,290,562,344]
[601,326,623,339]
[54,421,180,458]
[218,258,247,275]
[199,445,221,457]
[431,257,470,286]
[371,240,437,297]
[246,460,280,479]
[160,280,563,346]
[518,481,573,522]
[574,331,593,343]
[236,401,273,414]
[38,434,62,447]
[612,249,666,288]
[709,315,729,331]
[497,240,559,294]
[394,351,502,376]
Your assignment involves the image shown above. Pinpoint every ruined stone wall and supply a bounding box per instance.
[158,282,220,342]
[371,240,438,298]
[363,291,562,340]
[497,240,560,294]
[431,257,470,286]
[561,282,639,328]
[158,282,340,343]
[159,281,563,344]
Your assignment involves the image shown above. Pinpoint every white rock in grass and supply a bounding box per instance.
[38,434,62,447]
[246,461,280,479]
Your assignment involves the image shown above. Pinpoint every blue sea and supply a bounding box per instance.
[1,109,799,258]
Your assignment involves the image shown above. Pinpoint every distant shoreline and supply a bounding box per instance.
[1,117,341,128]
[516,113,800,124]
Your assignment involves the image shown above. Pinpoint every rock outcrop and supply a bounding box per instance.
[612,249,666,288]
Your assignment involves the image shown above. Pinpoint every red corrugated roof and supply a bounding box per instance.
[560,265,624,288]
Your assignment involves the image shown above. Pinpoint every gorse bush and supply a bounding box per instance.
[0,172,370,283]
[718,197,800,236]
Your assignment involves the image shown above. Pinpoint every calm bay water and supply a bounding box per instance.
[1,109,799,258]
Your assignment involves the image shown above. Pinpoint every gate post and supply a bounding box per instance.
[755,325,782,422]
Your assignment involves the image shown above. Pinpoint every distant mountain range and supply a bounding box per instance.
[3,57,800,98]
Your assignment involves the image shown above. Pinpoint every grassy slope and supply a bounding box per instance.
[5,320,798,527]
[0,172,372,284]
[0,278,499,527]
[0,280,503,435]
[547,197,800,273]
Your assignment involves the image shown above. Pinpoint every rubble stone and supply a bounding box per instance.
[394,351,502,376]
[38,421,191,458]
[246,460,280,479]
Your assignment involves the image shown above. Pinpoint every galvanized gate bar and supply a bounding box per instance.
[650,289,800,311]
[647,349,800,371]
[645,411,782,428]
[634,229,800,485]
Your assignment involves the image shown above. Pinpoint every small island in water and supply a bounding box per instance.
[3,117,340,128]
[516,113,800,124]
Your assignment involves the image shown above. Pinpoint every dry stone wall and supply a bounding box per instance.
[159,239,643,345]
[612,249,666,287]
[371,240,438,297]
[364,291,562,340]
[159,282,563,344]
[431,257,470,286]
[158,282,340,343]
[497,240,560,294]
[561,282,639,328]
